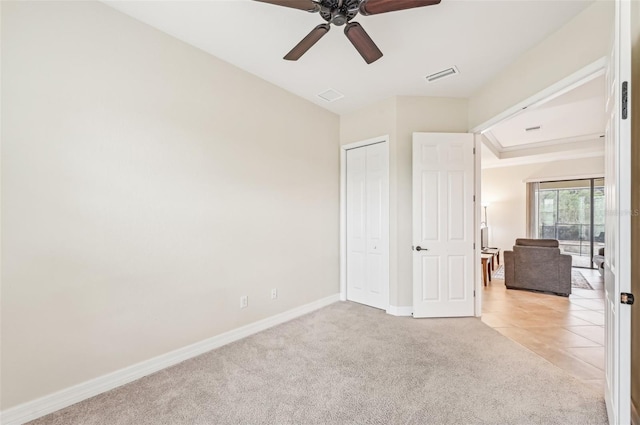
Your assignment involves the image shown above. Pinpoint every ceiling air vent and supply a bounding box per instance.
[317,88,344,103]
[525,126,542,132]
[425,66,459,83]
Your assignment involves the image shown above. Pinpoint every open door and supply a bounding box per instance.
[412,133,476,318]
[604,1,632,423]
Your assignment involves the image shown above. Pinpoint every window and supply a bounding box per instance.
[530,178,605,268]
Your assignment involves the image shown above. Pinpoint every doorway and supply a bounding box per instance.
[474,19,633,418]
[474,64,610,395]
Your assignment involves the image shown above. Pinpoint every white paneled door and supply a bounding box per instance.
[412,133,475,318]
[604,1,631,423]
[346,142,389,310]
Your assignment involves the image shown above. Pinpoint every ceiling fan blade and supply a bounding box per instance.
[254,0,320,12]
[284,24,331,61]
[359,0,441,16]
[344,22,383,64]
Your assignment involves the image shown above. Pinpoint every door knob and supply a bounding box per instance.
[416,246,428,251]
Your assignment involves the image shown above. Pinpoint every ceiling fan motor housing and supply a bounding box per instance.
[319,0,360,25]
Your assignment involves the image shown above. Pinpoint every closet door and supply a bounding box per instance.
[346,142,388,310]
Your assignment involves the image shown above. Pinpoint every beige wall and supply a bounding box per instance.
[340,96,468,308]
[468,1,614,130]
[1,1,339,409]
[481,157,605,253]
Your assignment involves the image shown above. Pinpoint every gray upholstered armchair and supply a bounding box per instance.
[504,239,572,297]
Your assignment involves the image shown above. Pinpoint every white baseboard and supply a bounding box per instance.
[0,294,340,425]
[386,305,412,316]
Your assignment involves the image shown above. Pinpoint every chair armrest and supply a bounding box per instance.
[559,254,572,275]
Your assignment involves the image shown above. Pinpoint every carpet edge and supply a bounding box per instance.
[478,319,606,399]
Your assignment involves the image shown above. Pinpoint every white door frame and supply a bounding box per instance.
[340,135,390,312]
[474,134,482,317]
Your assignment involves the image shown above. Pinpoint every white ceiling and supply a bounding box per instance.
[104,0,594,115]
[481,74,606,168]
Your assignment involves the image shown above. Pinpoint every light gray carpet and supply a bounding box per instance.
[29,302,607,425]
[492,266,593,290]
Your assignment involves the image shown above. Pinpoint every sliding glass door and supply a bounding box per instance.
[534,178,605,268]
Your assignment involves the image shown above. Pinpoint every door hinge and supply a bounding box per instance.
[473,147,476,154]
[621,292,634,305]
[473,243,476,249]
[622,81,628,120]
[473,290,476,297]
[473,195,476,202]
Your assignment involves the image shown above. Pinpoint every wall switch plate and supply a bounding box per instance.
[271,288,277,300]
[240,295,248,309]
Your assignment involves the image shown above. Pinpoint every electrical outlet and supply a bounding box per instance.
[240,295,248,309]
[271,288,278,300]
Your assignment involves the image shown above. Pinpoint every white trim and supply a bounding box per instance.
[474,134,483,317]
[499,134,604,153]
[340,149,348,302]
[386,305,412,316]
[481,150,604,170]
[340,135,390,308]
[499,133,604,153]
[523,174,605,183]
[341,136,388,151]
[470,57,607,134]
[0,294,340,425]
[482,131,503,154]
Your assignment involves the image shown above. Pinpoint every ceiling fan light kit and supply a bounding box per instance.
[256,0,442,64]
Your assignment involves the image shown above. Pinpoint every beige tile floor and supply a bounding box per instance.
[481,266,605,393]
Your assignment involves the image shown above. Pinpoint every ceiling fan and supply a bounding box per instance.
[255,0,441,64]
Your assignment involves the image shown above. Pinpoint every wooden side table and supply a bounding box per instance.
[481,253,493,286]
[482,247,501,271]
